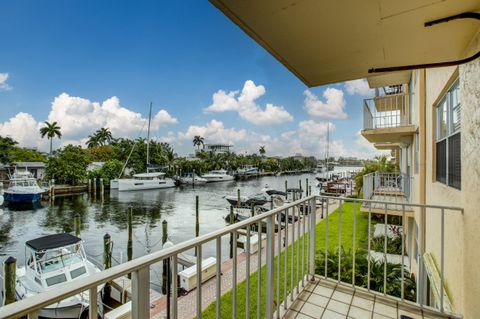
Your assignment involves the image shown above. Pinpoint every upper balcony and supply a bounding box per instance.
[362,91,416,144]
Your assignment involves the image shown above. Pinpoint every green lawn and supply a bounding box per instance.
[201,202,368,318]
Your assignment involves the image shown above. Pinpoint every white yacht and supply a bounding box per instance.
[202,169,234,183]
[118,172,175,191]
[4,171,46,203]
[10,233,104,318]
[236,165,258,175]
[177,173,207,185]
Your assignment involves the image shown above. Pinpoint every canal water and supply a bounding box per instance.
[0,168,359,292]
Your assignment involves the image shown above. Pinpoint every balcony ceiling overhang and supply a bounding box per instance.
[210,0,480,87]
[367,71,412,88]
[374,142,402,150]
[361,125,417,144]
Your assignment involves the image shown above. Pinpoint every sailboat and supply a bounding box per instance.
[316,123,332,184]
[116,103,175,192]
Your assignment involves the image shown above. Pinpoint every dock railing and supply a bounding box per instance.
[363,93,409,130]
[0,195,462,318]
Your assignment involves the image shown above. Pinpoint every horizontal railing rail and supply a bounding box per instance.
[0,194,463,319]
[0,196,318,319]
[318,195,462,317]
[363,93,409,130]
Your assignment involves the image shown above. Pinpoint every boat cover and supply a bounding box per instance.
[26,233,81,251]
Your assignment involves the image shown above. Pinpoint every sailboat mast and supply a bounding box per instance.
[146,102,152,171]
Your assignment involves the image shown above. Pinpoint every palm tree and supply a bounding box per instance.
[95,127,113,146]
[39,121,62,155]
[86,134,100,148]
[193,135,204,150]
[259,146,266,157]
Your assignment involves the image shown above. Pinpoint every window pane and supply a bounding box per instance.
[437,100,447,140]
[46,274,67,286]
[436,140,446,184]
[451,105,461,133]
[448,133,461,189]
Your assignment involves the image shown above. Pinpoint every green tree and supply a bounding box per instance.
[86,134,100,148]
[88,159,123,183]
[0,136,18,164]
[259,146,266,157]
[95,127,113,146]
[354,156,398,194]
[45,145,90,185]
[193,135,204,150]
[39,121,62,155]
[10,147,46,162]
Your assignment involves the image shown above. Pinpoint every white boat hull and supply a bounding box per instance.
[203,175,234,183]
[110,179,119,189]
[118,178,175,191]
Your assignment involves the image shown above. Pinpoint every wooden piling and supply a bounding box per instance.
[103,233,112,300]
[100,178,104,196]
[127,208,133,261]
[93,177,97,194]
[74,213,81,237]
[51,179,55,198]
[251,202,255,217]
[299,180,302,198]
[162,220,168,245]
[3,256,16,305]
[306,178,309,196]
[237,188,241,208]
[88,179,92,194]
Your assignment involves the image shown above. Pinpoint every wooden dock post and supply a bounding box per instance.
[237,188,241,208]
[127,207,133,267]
[251,202,255,217]
[285,180,288,195]
[103,233,112,300]
[74,213,81,237]
[51,179,55,199]
[93,177,97,194]
[162,220,168,295]
[88,179,92,194]
[306,178,309,196]
[99,178,104,196]
[3,256,16,305]
[299,180,302,198]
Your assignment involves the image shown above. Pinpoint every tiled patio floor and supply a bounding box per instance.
[283,277,459,319]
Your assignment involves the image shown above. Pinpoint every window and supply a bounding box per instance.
[70,266,87,279]
[435,80,461,189]
[46,273,67,286]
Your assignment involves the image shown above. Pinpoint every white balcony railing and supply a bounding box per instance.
[363,171,410,201]
[363,93,409,130]
[0,195,462,318]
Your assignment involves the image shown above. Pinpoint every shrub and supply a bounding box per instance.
[315,246,416,302]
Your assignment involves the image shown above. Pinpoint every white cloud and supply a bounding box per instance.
[0,73,12,91]
[205,80,293,125]
[303,88,347,119]
[344,79,373,96]
[178,119,248,145]
[0,93,177,151]
[48,93,177,139]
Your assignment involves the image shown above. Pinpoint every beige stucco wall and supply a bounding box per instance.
[424,64,465,313]
[458,31,480,319]
[422,30,480,318]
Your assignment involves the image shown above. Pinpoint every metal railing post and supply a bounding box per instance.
[266,214,275,319]
[309,197,316,277]
[132,267,150,319]
[196,245,202,319]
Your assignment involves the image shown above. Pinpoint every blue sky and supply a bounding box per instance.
[0,0,381,158]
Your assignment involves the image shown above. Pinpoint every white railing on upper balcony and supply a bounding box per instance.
[363,93,409,130]
[363,171,410,200]
[0,195,463,319]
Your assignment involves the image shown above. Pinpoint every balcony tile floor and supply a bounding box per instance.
[283,277,459,319]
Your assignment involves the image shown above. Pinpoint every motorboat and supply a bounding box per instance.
[4,171,46,203]
[236,165,258,175]
[176,173,207,185]
[225,193,269,207]
[118,172,175,191]
[9,233,104,318]
[202,169,234,183]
